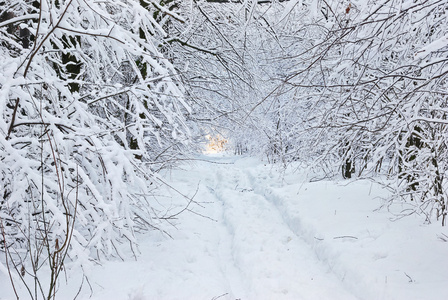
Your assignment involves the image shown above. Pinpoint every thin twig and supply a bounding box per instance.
[0,218,20,300]
[333,236,358,240]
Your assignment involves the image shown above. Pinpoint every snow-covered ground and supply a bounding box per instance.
[2,154,448,300]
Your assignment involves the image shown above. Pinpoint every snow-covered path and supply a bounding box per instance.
[3,155,448,300]
[108,155,448,300]
[85,155,359,300]
[207,158,357,299]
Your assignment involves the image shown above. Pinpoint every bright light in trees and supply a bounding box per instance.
[204,134,228,153]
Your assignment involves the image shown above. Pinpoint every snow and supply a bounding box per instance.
[278,0,301,23]
[415,34,448,59]
[2,154,448,300]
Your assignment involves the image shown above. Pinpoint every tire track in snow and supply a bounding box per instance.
[209,161,358,300]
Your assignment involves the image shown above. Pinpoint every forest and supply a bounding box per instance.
[1,0,448,299]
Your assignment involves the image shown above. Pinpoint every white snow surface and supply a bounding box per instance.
[2,154,448,300]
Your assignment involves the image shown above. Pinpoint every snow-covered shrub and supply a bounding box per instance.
[0,0,190,297]
[285,0,448,224]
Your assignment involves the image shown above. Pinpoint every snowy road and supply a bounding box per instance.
[5,155,448,300]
